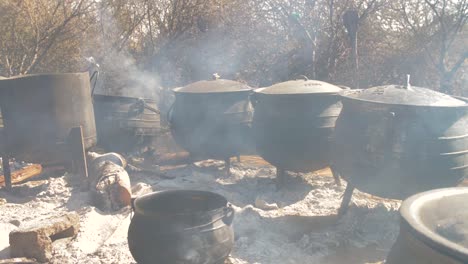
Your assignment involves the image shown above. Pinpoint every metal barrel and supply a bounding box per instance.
[0,72,97,164]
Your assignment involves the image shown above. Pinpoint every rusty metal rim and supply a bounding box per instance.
[400,187,468,262]
[0,72,89,81]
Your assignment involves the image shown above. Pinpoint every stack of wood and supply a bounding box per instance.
[87,152,131,211]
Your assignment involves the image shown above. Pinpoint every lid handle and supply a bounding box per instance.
[406,74,413,91]
[212,73,220,80]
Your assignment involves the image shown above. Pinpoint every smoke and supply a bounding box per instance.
[81,6,162,104]
[98,51,161,101]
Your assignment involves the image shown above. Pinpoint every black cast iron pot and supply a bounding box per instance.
[168,79,253,161]
[386,187,468,264]
[252,79,343,173]
[332,85,468,199]
[128,190,235,264]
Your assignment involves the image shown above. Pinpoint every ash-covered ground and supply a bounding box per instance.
[0,157,400,264]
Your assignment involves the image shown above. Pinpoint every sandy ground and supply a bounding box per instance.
[0,156,401,264]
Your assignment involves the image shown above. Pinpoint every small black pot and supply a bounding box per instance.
[128,190,235,264]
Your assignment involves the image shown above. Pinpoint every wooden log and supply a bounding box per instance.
[88,152,131,211]
[0,258,39,264]
[0,164,42,187]
[154,152,192,166]
[68,126,88,181]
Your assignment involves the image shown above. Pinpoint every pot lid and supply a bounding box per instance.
[344,85,466,106]
[257,79,342,95]
[174,79,251,93]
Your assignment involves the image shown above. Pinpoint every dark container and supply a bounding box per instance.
[0,73,97,164]
[252,80,342,172]
[93,94,161,152]
[386,187,468,264]
[168,79,253,160]
[333,85,468,199]
[128,190,235,264]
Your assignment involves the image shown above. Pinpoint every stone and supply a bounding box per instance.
[9,213,80,262]
[0,198,6,205]
[9,219,21,227]
[254,197,279,211]
[131,182,153,197]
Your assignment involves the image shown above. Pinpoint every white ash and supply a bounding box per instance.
[0,159,401,263]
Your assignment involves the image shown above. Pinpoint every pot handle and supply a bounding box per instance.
[130,196,137,219]
[338,85,351,90]
[249,93,258,108]
[89,70,99,97]
[166,102,175,125]
[295,75,309,81]
[223,204,235,226]
[128,98,161,117]
[128,98,146,117]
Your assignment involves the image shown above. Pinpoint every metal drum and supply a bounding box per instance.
[93,94,161,153]
[333,85,468,200]
[0,72,97,164]
[168,79,253,161]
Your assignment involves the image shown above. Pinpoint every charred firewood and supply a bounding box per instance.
[87,152,131,212]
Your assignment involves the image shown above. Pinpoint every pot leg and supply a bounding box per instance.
[338,183,354,216]
[330,165,341,187]
[276,167,285,190]
[225,158,231,177]
[2,156,12,191]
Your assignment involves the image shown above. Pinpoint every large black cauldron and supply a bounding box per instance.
[168,79,253,162]
[251,79,342,185]
[333,85,468,207]
[128,190,235,264]
[387,187,468,264]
